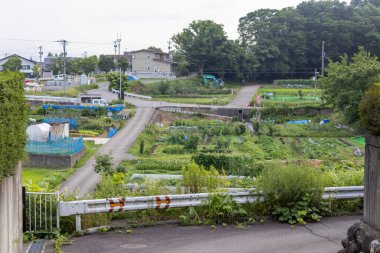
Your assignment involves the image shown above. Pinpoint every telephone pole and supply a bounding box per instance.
[56,40,68,96]
[314,68,319,101]
[321,41,325,76]
[38,46,43,80]
[115,34,123,100]
[168,41,172,53]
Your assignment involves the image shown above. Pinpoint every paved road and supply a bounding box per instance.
[60,84,155,196]
[59,215,359,253]
[228,84,260,107]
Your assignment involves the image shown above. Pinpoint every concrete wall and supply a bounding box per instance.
[0,163,23,253]
[364,135,380,231]
[131,51,172,74]
[24,148,86,168]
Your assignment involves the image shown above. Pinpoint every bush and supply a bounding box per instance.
[257,164,329,224]
[94,153,113,176]
[359,85,380,135]
[182,162,224,193]
[0,72,27,182]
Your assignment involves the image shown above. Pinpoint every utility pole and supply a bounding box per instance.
[38,46,43,80]
[82,51,87,58]
[321,41,325,76]
[56,40,68,96]
[168,41,172,53]
[314,68,319,101]
[116,34,123,100]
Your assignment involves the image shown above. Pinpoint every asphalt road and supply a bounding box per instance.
[228,84,260,107]
[60,84,155,196]
[58,215,359,253]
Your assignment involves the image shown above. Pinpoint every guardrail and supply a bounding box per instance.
[58,186,364,231]
[25,95,78,104]
[111,89,152,101]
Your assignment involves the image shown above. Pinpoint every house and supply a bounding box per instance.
[125,49,176,77]
[0,54,37,77]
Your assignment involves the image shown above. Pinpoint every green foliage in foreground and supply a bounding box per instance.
[257,164,329,225]
[0,72,27,182]
[321,47,380,123]
[359,84,380,135]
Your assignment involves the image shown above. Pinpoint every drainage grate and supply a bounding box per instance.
[27,239,46,253]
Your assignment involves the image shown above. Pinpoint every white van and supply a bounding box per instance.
[54,74,64,81]
[92,99,108,106]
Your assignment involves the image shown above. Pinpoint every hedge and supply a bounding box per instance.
[274,79,316,87]
[0,72,27,182]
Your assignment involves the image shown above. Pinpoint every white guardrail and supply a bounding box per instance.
[59,186,364,231]
[25,95,78,104]
[111,88,152,101]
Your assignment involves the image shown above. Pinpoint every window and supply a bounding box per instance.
[21,65,30,70]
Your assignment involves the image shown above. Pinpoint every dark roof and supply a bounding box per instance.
[0,54,37,64]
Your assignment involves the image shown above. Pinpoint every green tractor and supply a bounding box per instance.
[202,75,224,88]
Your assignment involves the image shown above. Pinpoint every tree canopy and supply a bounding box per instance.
[98,55,115,73]
[321,47,380,123]
[2,57,22,71]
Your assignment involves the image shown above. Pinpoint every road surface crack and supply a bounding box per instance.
[303,225,339,246]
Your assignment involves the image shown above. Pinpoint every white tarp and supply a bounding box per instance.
[26,123,51,142]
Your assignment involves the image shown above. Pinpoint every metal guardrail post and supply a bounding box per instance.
[76,215,81,231]
[56,191,60,230]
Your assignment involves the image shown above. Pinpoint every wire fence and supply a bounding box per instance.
[26,137,84,155]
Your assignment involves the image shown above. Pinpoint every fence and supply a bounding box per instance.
[26,137,84,155]
[111,89,152,100]
[25,191,60,233]
[58,186,364,231]
[25,95,78,104]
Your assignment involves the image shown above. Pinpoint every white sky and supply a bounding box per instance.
[0,0,306,60]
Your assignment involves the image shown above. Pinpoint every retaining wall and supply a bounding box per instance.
[0,163,23,253]
[24,148,86,168]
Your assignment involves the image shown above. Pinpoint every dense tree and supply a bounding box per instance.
[2,57,22,71]
[147,46,163,52]
[67,58,82,75]
[117,57,129,73]
[98,55,115,73]
[321,47,380,123]
[50,57,63,75]
[172,20,252,79]
[237,0,380,80]
[80,56,98,75]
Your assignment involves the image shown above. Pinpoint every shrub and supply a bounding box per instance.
[139,140,145,154]
[0,72,27,182]
[257,164,329,224]
[359,85,380,135]
[94,153,113,176]
[182,162,225,193]
[184,135,199,150]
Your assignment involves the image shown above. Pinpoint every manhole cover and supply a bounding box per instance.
[119,243,149,249]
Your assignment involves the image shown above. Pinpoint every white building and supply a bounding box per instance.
[0,54,37,77]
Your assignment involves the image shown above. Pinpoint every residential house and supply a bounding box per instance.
[0,54,37,77]
[125,49,176,77]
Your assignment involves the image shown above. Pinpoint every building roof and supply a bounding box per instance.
[131,49,169,55]
[0,54,37,64]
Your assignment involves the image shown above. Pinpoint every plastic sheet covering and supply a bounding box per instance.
[26,123,51,142]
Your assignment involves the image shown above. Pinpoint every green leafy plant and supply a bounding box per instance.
[94,153,113,176]
[359,84,380,135]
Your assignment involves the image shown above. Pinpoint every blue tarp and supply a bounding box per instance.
[287,120,311,125]
[128,75,139,81]
[107,128,118,138]
[42,118,78,129]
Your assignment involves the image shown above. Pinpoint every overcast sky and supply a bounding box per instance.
[1,0,307,60]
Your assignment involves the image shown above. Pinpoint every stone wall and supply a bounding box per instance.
[339,134,380,253]
[0,163,23,253]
